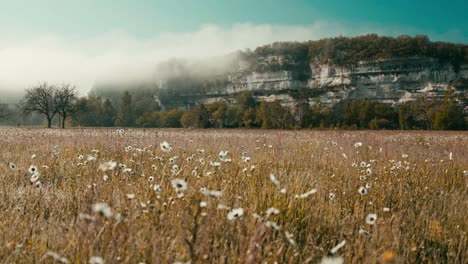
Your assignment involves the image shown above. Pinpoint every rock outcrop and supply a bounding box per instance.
[195,56,468,108]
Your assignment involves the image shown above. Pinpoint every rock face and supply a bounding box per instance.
[157,56,467,109]
[305,58,468,106]
[201,57,468,107]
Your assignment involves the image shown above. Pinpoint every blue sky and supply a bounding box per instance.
[0,0,466,93]
[0,0,466,42]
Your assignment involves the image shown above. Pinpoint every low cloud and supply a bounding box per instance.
[0,21,459,96]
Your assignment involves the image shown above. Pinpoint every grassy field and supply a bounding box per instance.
[0,128,466,263]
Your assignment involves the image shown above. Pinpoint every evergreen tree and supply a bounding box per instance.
[115,91,134,127]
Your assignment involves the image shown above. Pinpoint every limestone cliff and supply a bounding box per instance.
[195,56,468,108]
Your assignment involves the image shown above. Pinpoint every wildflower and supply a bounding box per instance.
[210,161,221,167]
[358,187,368,195]
[160,141,172,152]
[383,207,390,212]
[227,208,244,220]
[42,165,49,169]
[92,202,113,218]
[98,161,117,172]
[365,182,372,189]
[31,154,37,159]
[217,204,230,210]
[219,150,231,162]
[280,188,287,194]
[197,148,205,153]
[78,213,96,221]
[153,184,162,192]
[329,192,336,200]
[366,168,372,176]
[319,256,344,264]
[295,188,317,199]
[351,162,358,168]
[354,142,363,148]
[265,221,281,230]
[199,201,207,208]
[269,173,280,187]
[77,155,84,160]
[199,158,205,165]
[265,207,280,217]
[45,250,69,264]
[8,162,16,169]
[365,213,377,225]
[242,156,251,162]
[200,188,222,198]
[360,161,367,168]
[148,176,154,182]
[87,155,96,162]
[285,231,297,246]
[89,256,105,264]
[358,227,373,238]
[123,168,132,173]
[28,165,38,174]
[253,213,264,221]
[103,175,109,181]
[170,164,180,175]
[171,179,188,193]
[126,194,135,200]
[35,181,43,188]
[329,239,346,254]
[169,156,177,163]
[30,172,40,183]
[359,175,366,181]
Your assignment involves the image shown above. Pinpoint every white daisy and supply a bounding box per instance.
[171,179,188,193]
[92,202,112,218]
[227,208,244,221]
[358,187,368,195]
[8,162,16,169]
[89,256,105,264]
[28,165,38,174]
[320,256,344,264]
[160,141,172,152]
[354,142,363,147]
[98,161,117,172]
[365,213,377,225]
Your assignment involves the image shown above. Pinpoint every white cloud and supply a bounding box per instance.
[0,21,456,95]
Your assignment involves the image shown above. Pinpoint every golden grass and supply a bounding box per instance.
[0,128,467,263]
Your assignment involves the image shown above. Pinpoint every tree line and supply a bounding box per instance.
[0,82,465,130]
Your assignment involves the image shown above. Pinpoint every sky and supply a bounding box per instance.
[0,0,467,95]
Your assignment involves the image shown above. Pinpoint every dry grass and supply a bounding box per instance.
[0,128,467,264]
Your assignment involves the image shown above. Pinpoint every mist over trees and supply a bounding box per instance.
[4,35,467,130]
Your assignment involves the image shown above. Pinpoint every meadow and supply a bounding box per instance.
[0,128,466,263]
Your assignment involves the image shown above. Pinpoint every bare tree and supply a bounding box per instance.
[55,84,78,128]
[20,82,57,128]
